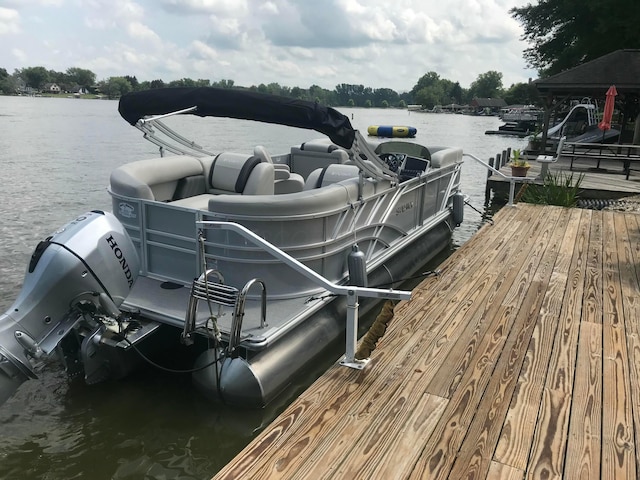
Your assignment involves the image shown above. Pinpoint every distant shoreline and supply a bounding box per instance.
[1,93,108,99]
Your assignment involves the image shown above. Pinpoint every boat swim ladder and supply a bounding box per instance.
[228,279,267,357]
[195,220,412,370]
[182,270,267,356]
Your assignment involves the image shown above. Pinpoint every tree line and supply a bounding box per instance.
[0,65,540,109]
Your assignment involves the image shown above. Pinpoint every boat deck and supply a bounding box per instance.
[212,203,640,479]
[122,275,327,344]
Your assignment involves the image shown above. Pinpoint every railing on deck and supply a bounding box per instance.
[463,152,534,206]
[562,141,640,179]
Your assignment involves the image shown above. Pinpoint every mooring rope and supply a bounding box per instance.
[514,182,528,203]
[355,299,396,360]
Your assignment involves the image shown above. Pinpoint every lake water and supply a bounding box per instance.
[0,96,527,480]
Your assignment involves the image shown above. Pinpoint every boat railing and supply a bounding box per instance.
[196,220,412,369]
[463,153,535,206]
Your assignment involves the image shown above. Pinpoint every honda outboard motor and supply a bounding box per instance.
[0,211,139,406]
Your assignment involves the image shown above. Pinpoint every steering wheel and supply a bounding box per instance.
[378,152,405,172]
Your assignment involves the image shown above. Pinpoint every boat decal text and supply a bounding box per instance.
[105,235,134,288]
[395,201,415,215]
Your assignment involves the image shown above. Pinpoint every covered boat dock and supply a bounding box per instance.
[212,203,640,479]
[534,49,640,152]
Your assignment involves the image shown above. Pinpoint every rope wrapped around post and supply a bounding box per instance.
[355,299,397,360]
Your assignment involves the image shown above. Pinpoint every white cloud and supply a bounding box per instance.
[190,40,219,61]
[0,0,538,90]
[81,0,145,30]
[1,0,62,6]
[11,48,26,63]
[259,2,279,15]
[127,21,161,44]
[159,0,248,16]
[0,7,21,35]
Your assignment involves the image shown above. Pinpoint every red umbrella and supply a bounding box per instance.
[598,85,617,131]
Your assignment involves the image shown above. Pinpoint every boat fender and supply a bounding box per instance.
[453,192,464,226]
[347,244,368,287]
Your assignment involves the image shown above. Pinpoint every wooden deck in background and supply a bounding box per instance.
[212,204,640,480]
[488,156,640,198]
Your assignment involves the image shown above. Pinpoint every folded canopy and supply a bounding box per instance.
[118,87,356,149]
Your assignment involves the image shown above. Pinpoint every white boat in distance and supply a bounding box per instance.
[500,105,543,122]
[0,87,465,408]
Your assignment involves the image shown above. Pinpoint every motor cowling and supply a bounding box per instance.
[0,210,139,406]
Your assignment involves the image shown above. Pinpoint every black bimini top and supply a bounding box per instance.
[118,87,356,149]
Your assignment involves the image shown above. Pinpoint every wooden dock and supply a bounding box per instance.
[212,204,640,480]
[487,155,640,198]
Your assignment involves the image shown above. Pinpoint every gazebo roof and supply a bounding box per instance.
[534,49,640,95]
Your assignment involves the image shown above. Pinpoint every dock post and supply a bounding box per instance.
[507,179,516,206]
[485,157,494,201]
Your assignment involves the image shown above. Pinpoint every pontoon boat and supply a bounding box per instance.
[0,87,465,408]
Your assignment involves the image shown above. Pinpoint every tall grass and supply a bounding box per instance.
[520,171,585,207]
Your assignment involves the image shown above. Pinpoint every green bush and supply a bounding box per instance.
[520,171,584,207]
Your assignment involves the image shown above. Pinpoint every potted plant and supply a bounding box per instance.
[509,149,530,177]
[527,129,542,153]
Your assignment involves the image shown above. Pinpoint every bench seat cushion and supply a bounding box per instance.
[110,156,205,201]
[169,194,215,210]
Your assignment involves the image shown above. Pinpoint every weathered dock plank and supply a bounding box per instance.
[212,204,640,480]
[451,207,571,478]
[494,208,582,470]
[601,211,636,479]
[564,321,602,479]
[619,213,640,472]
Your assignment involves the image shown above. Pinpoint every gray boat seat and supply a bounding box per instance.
[304,164,360,190]
[202,152,275,195]
[254,145,304,194]
[274,170,305,194]
[428,146,463,168]
[290,139,351,179]
[109,155,205,201]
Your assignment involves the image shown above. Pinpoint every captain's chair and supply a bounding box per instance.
[304,164,360,190]
[204,152,275,195]
[254,145,305,194]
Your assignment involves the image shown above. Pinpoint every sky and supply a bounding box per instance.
[0,0,539,92]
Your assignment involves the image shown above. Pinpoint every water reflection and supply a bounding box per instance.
[0,360,284,479]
